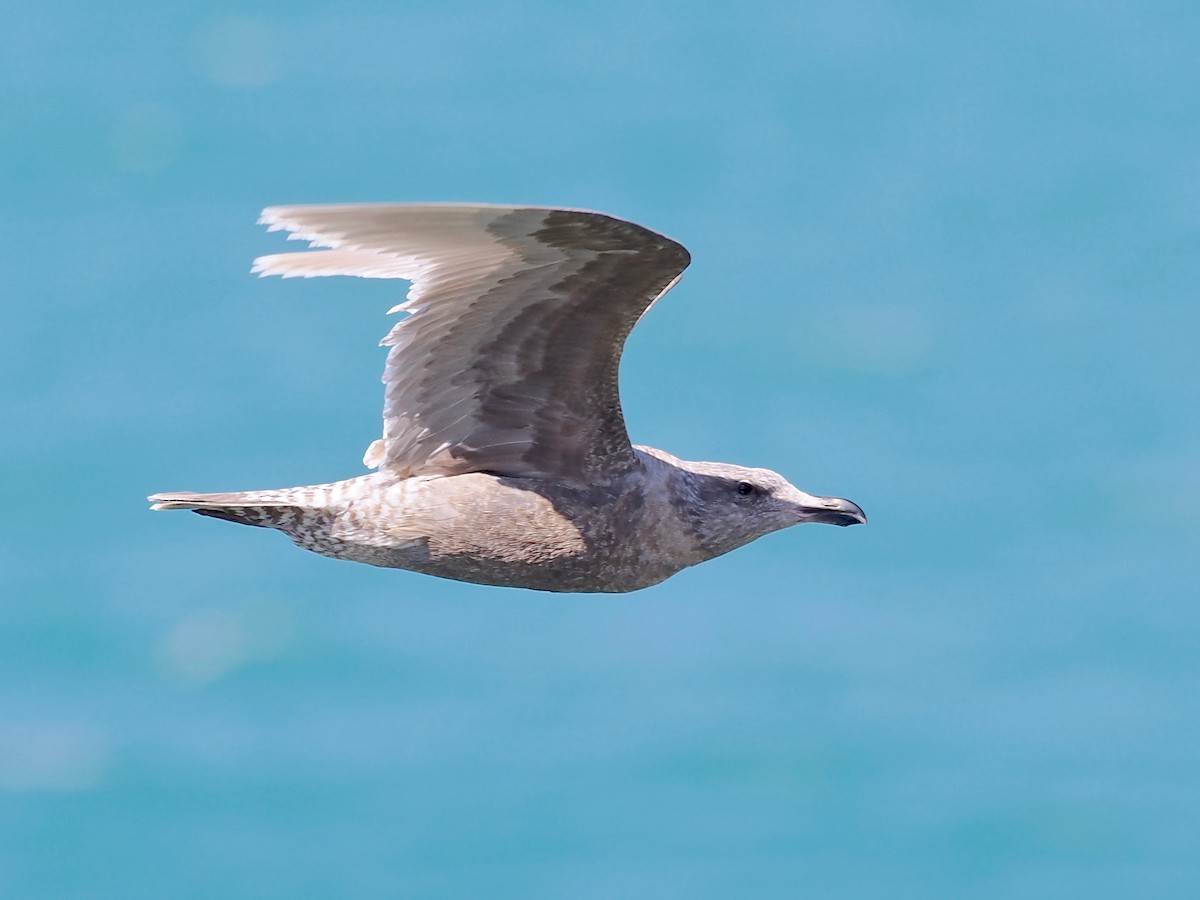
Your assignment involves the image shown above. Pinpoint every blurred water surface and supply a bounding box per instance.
[3,2,1199,897]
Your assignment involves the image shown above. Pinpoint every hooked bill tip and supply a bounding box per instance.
[803,497,867,527]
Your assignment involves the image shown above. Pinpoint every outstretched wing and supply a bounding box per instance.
[253,204,690,484]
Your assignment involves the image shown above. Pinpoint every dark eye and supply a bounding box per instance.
[736,481,755,497]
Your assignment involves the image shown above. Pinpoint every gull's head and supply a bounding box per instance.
[669,458,867,561]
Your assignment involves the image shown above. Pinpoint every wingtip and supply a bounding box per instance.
[249,255,284,277]
[258,206,288,229]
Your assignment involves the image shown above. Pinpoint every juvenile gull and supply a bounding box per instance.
[149,204,865,592]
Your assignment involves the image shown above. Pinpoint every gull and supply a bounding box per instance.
[149,204,865,592]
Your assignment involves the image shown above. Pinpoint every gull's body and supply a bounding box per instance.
[150,204,865,592]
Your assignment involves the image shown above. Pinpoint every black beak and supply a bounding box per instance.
[799,496,867,527]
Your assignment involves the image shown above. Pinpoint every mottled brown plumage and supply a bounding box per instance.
[149,204,865,592]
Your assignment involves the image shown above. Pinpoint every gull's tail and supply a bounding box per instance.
[148,489,306,529]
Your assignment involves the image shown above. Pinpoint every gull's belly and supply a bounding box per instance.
[290,472,698,593]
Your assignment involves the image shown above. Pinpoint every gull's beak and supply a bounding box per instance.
[790,491,868,527]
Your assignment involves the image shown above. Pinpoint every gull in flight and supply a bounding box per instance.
[149,204,865,592]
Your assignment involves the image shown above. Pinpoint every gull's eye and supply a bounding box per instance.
[736,481,755,497]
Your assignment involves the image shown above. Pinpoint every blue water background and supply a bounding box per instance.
[3,2,1199,896]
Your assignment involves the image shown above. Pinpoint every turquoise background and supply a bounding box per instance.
[4,2,1199,897]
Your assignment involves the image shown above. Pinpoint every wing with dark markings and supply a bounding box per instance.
[253,204,690,483]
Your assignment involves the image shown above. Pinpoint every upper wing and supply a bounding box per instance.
[252,204,690,483]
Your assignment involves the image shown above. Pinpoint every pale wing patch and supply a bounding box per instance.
[362,439,386,469]
[252,249,421,280]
